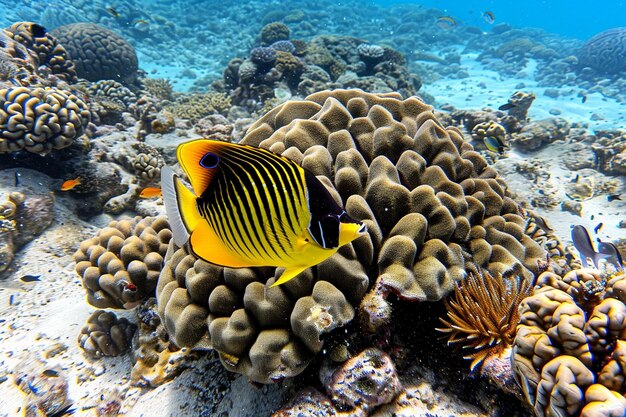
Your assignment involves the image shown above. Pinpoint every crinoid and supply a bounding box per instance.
[437,266,533,371]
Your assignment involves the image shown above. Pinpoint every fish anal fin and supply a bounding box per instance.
[271,265,309,287]
[190,220,251,268]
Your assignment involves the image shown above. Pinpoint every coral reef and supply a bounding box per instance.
[0,191,54,274]
[164,92,231,123]
[498,91,536,121]
[577,28,626,75]
[513,269,626,417]
[51,22,138,85]
[78,310,137,357]
[260,22,291,46]
[156,89,545,384]
[74,216,171,309]
[0,86,91,154]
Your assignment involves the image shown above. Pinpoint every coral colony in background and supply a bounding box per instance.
[0,1,625,416]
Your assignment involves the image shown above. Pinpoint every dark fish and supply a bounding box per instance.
[591,214,595,220]
[571,225,617,269]
[162,139,366,287]
[498,102,516,111]
[14,171,20,187]
[20,275,40,282]
[571,174,579,183]
[581,95,587,103]
[594,222,603,233]
[105,6,121,17]
[531,214,554,233]
[597,241,624,271]
[608,194,622,202]
[482,11,495,24]
[42,369,59,377]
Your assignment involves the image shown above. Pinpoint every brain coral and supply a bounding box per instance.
[156,89,545,383]
[0,86,90,154]
[513,269,626,417]
[74,216,171,309]
[51,23,138,84]
[4,22,77,82]
[578,28,626,74]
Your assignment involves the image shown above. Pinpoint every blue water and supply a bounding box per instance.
[375,0,626,40]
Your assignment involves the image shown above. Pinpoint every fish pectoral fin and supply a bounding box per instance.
[189,220,250,268]
[271,265,309,287]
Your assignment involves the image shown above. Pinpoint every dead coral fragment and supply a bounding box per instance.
[438,267,532,371]
[78,310,137,357]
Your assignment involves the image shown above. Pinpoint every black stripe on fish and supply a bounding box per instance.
[305,170,342,248]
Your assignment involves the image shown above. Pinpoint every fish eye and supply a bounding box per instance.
[200,152,220,169]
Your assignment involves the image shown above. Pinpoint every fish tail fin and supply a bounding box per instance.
[161,165,201,247]
[270,265,309,287]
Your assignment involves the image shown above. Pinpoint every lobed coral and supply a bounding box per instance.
[78,310,137,357]
[51,22,138,85]
[0,86,91,154]
[74,216,172,309]
[513,269,626,417]
[156,89,545,383]
[164,92,231,123]
[577,28,626,75]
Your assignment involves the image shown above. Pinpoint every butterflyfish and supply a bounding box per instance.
[139,187,162,198]
[483,136,507,154]
[482,11,495,24]
[161,139,367,287]
[60,178,81,191]
[436,16,457,30]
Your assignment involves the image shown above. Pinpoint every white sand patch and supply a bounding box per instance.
[422,53,626,130]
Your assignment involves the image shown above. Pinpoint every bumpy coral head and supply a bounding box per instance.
[156,89,546,384]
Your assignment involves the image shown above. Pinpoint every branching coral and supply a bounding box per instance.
[438,266,533,371]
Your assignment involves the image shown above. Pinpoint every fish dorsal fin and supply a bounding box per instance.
[161,165,201,247]
[177,139,224,196]
[189,220,252,268]
[271,265,309,287]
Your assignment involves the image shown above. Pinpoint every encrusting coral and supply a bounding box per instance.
[74,216,172,309]
[156,89,545,383]
[513,268,626,417]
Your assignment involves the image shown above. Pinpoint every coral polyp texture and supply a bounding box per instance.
[513,269,626,417]
[577,28,626,75]
[74,216,172,309]
[51,22,138,84]
[78,310,137,357]
[156,89,545,383]
[3,22,77,82]
[0,86,90,154]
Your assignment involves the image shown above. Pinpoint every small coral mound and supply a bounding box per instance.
[0,86,90,154]
[4,22,77,82]
[513,269,626,417]
[78,310,136,357]
[260,22,290,46]
[74,216,171,309]
[51,22,138,84]
[438,266,532,371]
[578,28,626,75]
